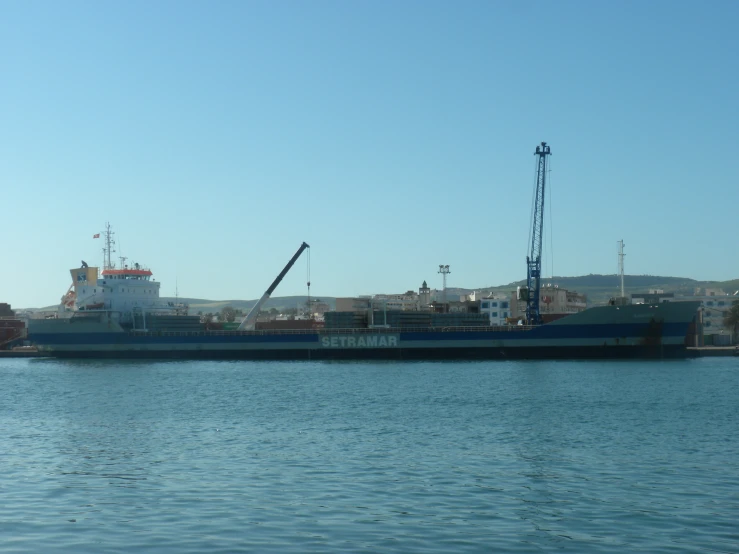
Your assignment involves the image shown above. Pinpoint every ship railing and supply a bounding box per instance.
[127,324,537,337]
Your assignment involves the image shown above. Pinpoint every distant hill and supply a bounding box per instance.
[22,274,739,312]
[445,274,738,306]
[27,295,337,314]
[172,274,737,311]
[164,296,337,315]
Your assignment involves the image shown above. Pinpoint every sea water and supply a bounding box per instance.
[0,357,737,553]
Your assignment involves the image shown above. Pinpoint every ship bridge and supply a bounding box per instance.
[66,261,166,318]
[101,267,154,280]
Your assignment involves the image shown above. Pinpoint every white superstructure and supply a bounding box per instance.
[60,263,185,322]
[51,224,186,322]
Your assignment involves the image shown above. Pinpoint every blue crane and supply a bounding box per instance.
[525,142,551,325]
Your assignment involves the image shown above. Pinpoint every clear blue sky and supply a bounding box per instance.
[2,0,738,308]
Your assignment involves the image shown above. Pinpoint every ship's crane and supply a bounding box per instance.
[237,242,310,331]
[524,142,551,325]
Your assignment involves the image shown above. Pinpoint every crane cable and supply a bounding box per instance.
[526,155,538,261]
[547,156,554,280]
[306,247,311,318]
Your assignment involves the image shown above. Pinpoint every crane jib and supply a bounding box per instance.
[266,242,310,296]
[525,142,551,326]
[237,242,310,331]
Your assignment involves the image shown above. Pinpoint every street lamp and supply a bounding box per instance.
[438,264,451,313]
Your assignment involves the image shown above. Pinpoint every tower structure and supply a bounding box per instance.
[525,142,551,325]
[418,280,431,308]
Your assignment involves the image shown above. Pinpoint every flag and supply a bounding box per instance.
[93,233,100,239]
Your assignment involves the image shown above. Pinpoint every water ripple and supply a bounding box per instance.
[0,357,737,552]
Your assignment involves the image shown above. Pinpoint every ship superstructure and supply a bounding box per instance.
[55,223,186,326]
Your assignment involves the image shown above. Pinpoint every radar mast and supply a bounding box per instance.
[102,222,116,270]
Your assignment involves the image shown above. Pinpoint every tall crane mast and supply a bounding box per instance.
[525,141,551,325]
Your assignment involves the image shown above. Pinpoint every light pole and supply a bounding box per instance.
[438,264,450,313]
[618,239,626,300]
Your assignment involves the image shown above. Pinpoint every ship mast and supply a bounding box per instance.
[102,222,116,270]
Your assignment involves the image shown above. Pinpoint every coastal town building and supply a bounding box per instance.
[630,287,737,345]
[335,296,372,312]
[510,284,588,322]
[454,291,512,325]
[306,298,331,317]
[373,291,423,311]
[479,295,511,326]
[631,290,674,304]
[336,281,434,313]
[430,299,479,314]
[684,290,735,344]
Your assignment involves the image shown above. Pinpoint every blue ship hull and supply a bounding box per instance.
[39,344,690,360]
[27,302,702,360]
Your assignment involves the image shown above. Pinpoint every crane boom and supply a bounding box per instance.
[525,142,551,325]
[237,242,310,331]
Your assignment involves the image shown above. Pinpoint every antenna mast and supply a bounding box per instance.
[525,142,551,325]
[618,240,626,299]
[306,247,311,319]
[102,222,116,270]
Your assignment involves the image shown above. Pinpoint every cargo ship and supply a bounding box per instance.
[26,228,701,360]
[24,140,704,361]
[27,300,701,360]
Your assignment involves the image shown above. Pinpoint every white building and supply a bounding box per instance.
[335,296,372,312]
[372,291,421,311]
[335,281,434,313]
[692,292,736,339]
[632,288,737,343]
[478,294,512,325]
[510,284,588,322]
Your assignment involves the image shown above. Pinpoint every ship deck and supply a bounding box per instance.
[129,325,537,337]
